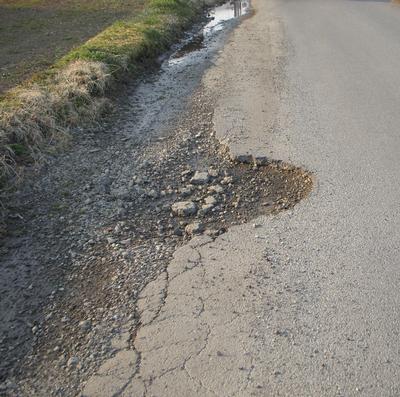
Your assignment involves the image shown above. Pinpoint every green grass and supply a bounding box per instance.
[56,0,199,73]
[8,143,27,156]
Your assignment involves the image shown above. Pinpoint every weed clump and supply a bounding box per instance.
[53,61,112,125]
[0,60,112,182]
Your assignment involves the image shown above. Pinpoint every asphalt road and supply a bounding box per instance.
[82,0,400,395]
[244,0,400,394]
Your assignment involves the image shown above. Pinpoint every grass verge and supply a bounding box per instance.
[0,0,204,188]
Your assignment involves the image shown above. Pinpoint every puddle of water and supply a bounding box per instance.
[129,0,250,137]
[171,0,250,60]
[205,0,250,34]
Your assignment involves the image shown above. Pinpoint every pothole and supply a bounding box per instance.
[12,87,312,396]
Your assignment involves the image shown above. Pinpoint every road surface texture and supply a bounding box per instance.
[82,0,400,396]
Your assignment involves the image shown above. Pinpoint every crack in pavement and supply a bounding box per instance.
[79,0,315,394]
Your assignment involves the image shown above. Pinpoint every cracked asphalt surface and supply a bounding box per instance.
[81,0,400,395]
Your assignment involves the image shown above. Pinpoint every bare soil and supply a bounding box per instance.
[0,0,145,95]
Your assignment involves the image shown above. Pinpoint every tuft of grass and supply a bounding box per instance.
[8,143,27,156]
[0,0,205,187]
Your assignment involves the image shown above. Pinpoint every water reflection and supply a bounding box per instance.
[170,0,250,61]
[233,0,243,17]
[205,0,250,34]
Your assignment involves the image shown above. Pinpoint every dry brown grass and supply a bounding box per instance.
[53,61,112,125]
[0,60,112,181]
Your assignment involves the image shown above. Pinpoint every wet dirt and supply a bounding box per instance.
[172,33,205,58]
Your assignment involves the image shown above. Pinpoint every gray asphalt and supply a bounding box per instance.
[206,0,400,393]
[254,0,400,394]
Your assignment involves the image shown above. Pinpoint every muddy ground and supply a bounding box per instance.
[0,5,312,396]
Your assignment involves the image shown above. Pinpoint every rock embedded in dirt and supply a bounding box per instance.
[112,187,130,199]
[179,186,193,197]
[230,153,253,164]
[198,204,214,217]
[171,201,197,216]
[190,171,210,185]
[185,222,204,235]
[254,155,269,166]
[78,320,92,331]
[208,168,219,178]
[204,195,218,206]
[221,176,234,185]
[173,227,183,236]
[181,169,192,177]
[146,189,159,199]
[66,356,79,368]
[208,184,224,194]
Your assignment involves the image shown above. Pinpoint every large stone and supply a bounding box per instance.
[208,184,224,194]
[179,186,192,197]
[230,153,253,164]
[204,196,218,206]
[254,155,269,165]
[198,204,214,216]
[171,201,197,216]
[185,222,205,235]
[190,171,210,185]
